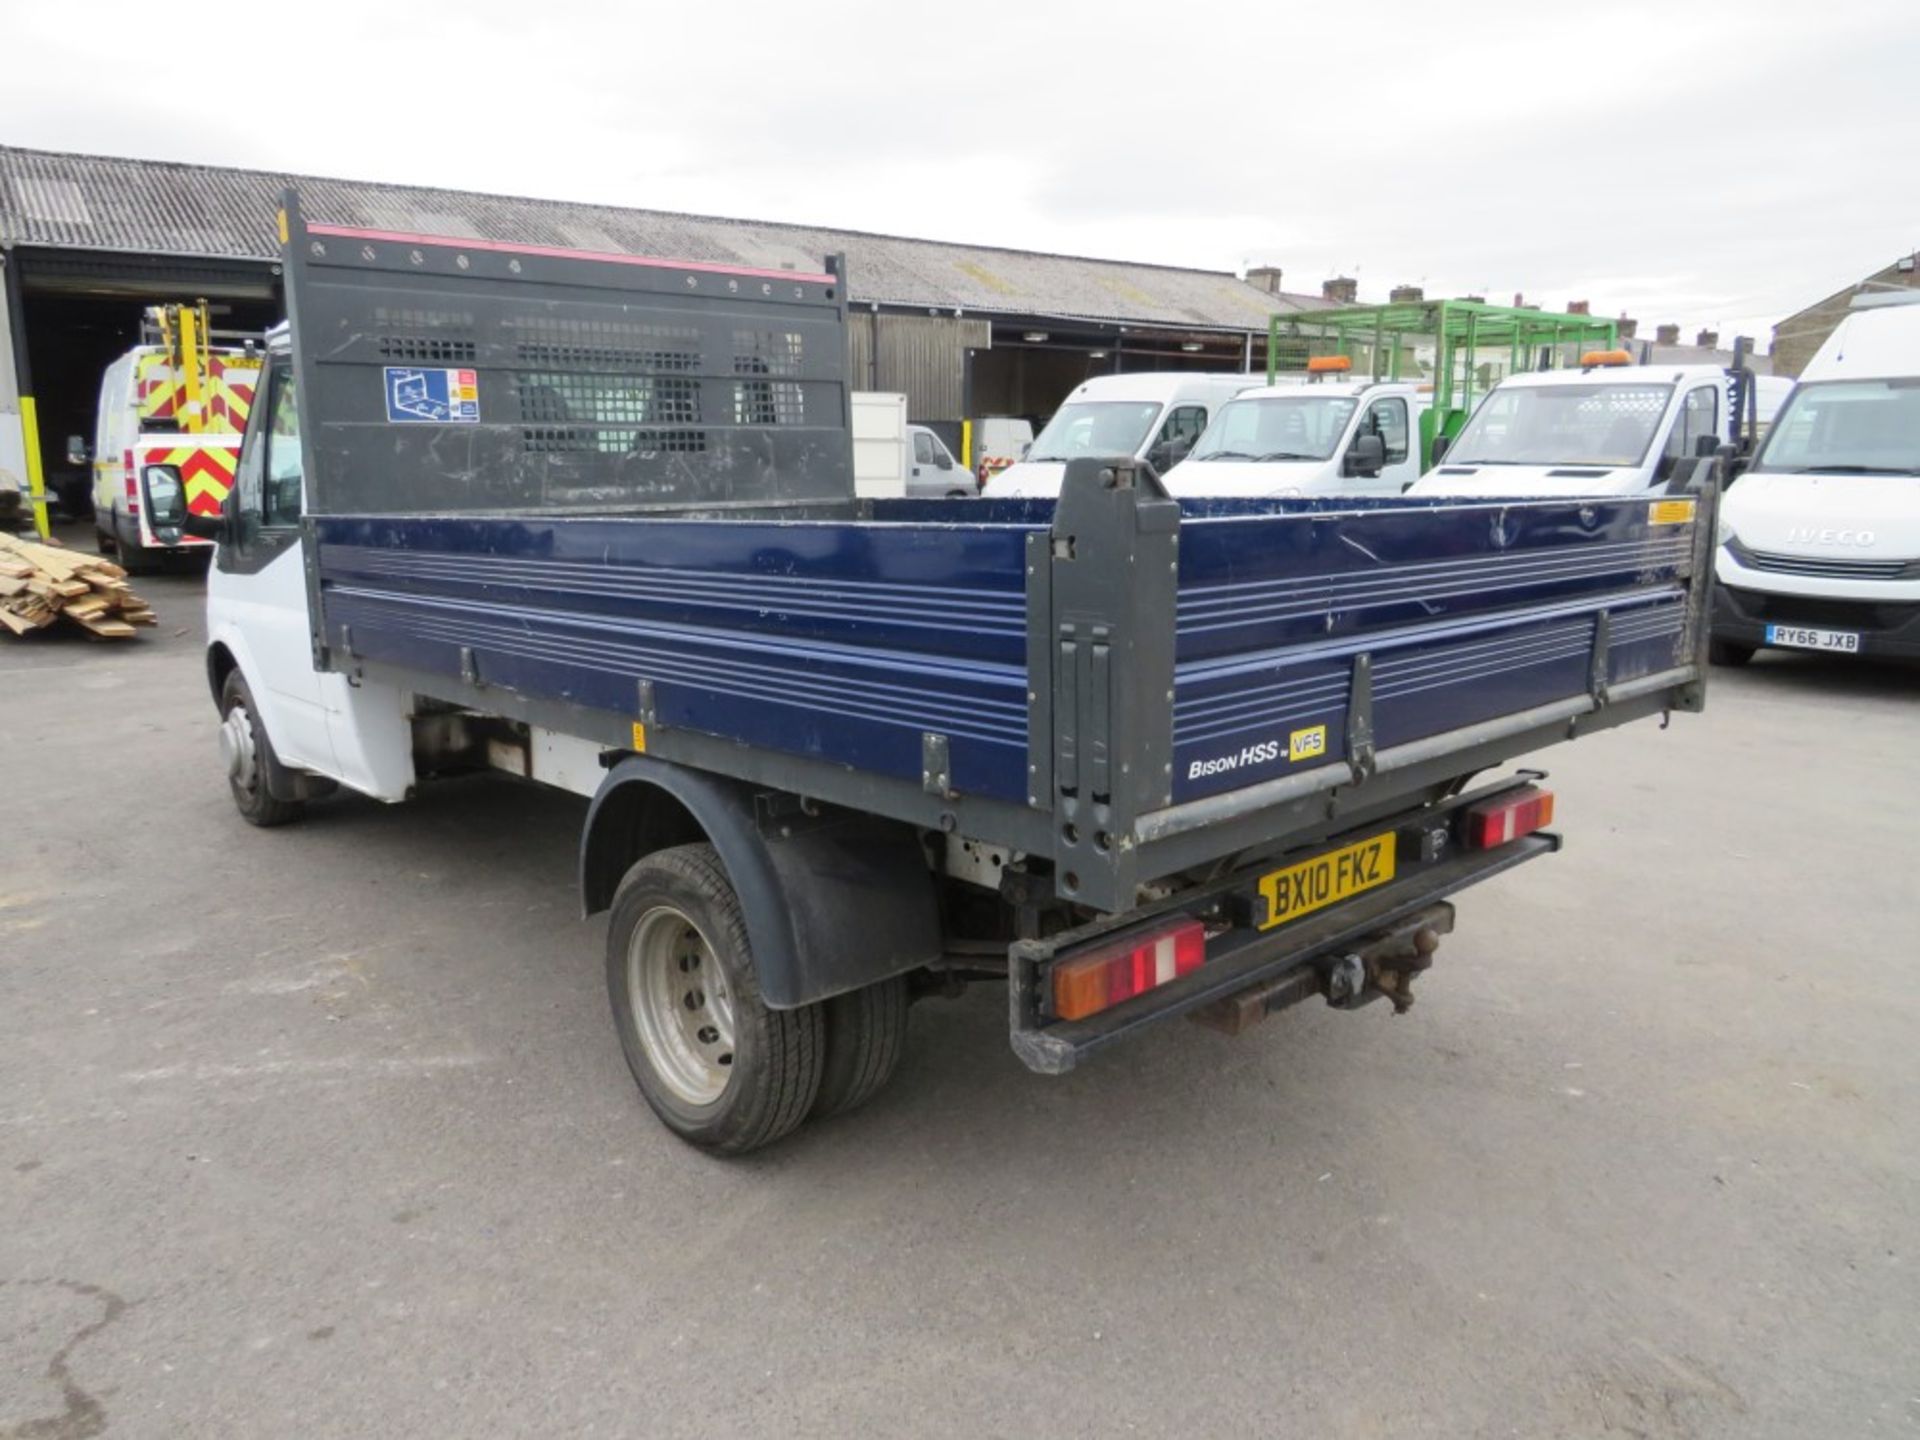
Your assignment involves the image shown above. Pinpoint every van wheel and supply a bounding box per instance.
[1708,638,1754,667]
[117,536,158,576]
[219,672,304,827]
[811,975,910,1120]
[94,527,114,556]
[607,845,822,1154]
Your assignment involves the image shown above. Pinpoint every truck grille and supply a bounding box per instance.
[1734,545,1920,581]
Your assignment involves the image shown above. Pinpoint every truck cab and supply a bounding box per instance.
[986,372,1259,496]
[1711,294,1920,663]
[1161,378,1430,498]
[1408,359,1789,499]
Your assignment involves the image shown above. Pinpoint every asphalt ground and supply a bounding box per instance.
[3,547,1917,1438]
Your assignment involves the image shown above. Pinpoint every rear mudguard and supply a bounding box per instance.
[581,756,943,1009]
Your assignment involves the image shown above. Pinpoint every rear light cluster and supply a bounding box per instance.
[1051,917,1205,1021]
[1460,786,1555,849]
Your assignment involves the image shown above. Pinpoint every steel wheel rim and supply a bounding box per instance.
[222,703,258,791]
[627,904,736,1107]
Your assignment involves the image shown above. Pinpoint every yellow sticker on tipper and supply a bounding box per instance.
[1649,499,1695,526]
[1289,724,1328,762]
[631,722,648,753]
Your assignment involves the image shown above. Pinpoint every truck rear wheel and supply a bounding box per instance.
[606,844,822,1154]
[811,976,910,1120]
[219,672,305,828]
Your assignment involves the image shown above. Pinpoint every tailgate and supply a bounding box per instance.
[1170,492,1706,805]
[1036,472,1712,912]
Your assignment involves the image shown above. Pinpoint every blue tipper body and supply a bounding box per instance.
[313,490,1693,809]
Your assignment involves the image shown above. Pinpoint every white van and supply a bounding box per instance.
[1711,293,1920,664]
[1407,360,1790,499]
[89,341,261,572]
[1162,380,1432,498]
[986,372,1260,497]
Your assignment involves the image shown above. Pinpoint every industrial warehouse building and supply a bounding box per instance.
[0,144,1336,519]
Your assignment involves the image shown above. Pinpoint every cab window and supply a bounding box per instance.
[1361,397,1410,464]
[263,371,304,527]
[1157,405,1208,447]
[913,430,936,465]
[1667,385,1720,459]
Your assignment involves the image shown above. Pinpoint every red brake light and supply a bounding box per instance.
[1461,786,1556,849]
[1051,917,1206,1022]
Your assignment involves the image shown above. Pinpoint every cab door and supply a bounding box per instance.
[207,357,337,773]
[1346,395,1418,493]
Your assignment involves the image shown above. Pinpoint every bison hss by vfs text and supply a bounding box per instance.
[153,197,1720,1153]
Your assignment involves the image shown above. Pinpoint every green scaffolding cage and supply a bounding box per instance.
[1267,301,1620,468]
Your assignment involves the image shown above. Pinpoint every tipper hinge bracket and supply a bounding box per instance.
[637,678,658,726]
[1346,652,1375,781]
[1589,610,1612,705]
[922,731,951,797]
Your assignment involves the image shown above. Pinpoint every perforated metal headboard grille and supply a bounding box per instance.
[280,196,853,515]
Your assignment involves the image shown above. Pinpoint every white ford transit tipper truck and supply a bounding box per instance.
[1711,293,1920,664]
[1162,380,1433,498]
[1407,357,1789,500]
[986,372,1260,496]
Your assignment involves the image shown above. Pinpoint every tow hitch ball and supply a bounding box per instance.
[1326,921,1444,1014]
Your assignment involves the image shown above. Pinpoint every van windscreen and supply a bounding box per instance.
[1447,382,1673,468]
[1751,379,1920,476]
[1028,401,1163,461]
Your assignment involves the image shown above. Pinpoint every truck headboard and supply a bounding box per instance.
[279,191,855,515]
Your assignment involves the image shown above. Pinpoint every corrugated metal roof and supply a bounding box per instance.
[0,145,1329,332]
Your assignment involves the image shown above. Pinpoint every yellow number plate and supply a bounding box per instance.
[1257,832,1397,931]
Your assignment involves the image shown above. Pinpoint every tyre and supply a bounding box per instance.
[219,671,305,827]
[606,844,822,1153]
[1708,637,1755,667]
[811,975,910,1120]
[94,526,114,556]
[117,534,159,576]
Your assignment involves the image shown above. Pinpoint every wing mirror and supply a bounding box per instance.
[1343,432,1387,478]
[1429,433,1452,464]
[934,450,953,471]
[140,464,188,538]
[66,435,90,465]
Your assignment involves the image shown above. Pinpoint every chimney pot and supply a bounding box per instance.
[1656,323,1681,345]
[1322,276,1359,304]
[1245,265,1285,295]
[1696,328,1719,350]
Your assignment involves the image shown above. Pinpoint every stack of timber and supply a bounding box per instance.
[0,533,157,638]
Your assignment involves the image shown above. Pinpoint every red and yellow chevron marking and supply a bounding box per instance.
[140,442,241,517]
[135,352,261,432]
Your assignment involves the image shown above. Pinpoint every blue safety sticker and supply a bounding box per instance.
[383,366,480,423]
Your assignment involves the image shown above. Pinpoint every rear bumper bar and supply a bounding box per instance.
[1008,819,1557,1075]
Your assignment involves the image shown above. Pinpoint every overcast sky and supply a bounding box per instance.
[5,0,1917,347]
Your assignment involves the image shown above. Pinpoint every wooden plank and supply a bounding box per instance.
[73,614,137,637]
